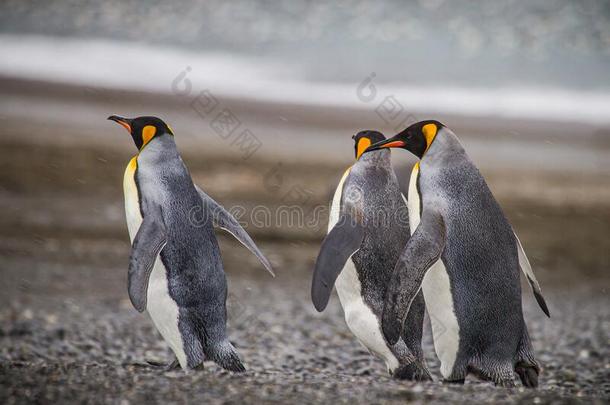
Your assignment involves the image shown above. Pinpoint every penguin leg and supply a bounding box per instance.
[175,308,206,370]
[394,293,432,381]
[468,364,515,388]
[489,365,517,388]
[382,209,445,344]
[514,327,540,388]
[190,301,246,373]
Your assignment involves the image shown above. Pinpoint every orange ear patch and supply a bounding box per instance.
[422,123,438,152]
[356,137,371,159]
[141,125,157,147]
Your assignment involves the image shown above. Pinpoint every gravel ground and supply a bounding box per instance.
[1,135,609,404]
[0,253,608,404]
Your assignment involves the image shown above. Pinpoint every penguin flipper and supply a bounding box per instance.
[382,209,445,345]
[311,213,365,312]
[196,186,274,277]
[128,213,167,312]
[513,231,550,317]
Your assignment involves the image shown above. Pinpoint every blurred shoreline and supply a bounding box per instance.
[2,76,610,173]
[2,33,610,124]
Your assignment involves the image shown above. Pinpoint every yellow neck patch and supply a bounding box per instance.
[356,138,371,159]
[141,125,157,148]
[127,155,138,171]
[422,123,438,152]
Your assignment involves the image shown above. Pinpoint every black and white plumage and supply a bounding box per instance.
[366,120,549,387]
[111,115,273,371]
[311,131,430,380]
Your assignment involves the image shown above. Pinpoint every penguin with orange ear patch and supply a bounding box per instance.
[311,130,430,380]
[108,115,274,371]
[364,120,549,387]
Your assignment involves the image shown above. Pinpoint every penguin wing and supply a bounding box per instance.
[513,231,550,317]
[382,209,446,345]
[129,211,167,312]
[196,186,275,277]
[311,213,365,312]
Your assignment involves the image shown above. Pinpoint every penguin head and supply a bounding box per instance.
[108,115,174,150]
[352,130,386,160]
[364,120,444,159]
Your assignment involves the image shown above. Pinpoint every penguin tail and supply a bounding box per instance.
[531,282,550,318]
[206,340,246,373]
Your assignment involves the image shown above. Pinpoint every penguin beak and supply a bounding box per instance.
[108,115,133,133]
[364,136,406,153]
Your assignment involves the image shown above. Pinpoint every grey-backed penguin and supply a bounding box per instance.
[108,115,274,371]
[364,120,550,387]
[311,131,430,380]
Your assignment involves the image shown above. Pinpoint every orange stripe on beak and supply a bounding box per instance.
[116,120,132,133]
[378,140,405,148]
[108,115,133,133]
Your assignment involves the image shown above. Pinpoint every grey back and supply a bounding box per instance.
[341,150,410,312]
[137,135,224,306]
[419,128,523,361]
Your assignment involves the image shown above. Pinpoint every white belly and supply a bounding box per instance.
[408,164,460,379]
[328,169,399,372]
[124,158,187,368]
[335,259,400,372]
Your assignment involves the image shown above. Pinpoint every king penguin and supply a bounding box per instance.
[364,120,550,387]
[311,131,431,380]
[108,115,274,371]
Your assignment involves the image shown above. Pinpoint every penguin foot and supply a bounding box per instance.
[206,341,246,373]
[515,364,539,388]
[165,358,181,371]
[392,361,433,381]
[494,378,516,388]
[146,358,181,371]
[442,378,465,385]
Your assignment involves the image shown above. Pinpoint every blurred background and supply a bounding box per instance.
[0,1,608,403]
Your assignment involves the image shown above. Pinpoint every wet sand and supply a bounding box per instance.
[0,81,609,403]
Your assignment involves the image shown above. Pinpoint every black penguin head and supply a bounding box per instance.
[352,130,386,159]
[364,120,444,159]
[108,115,174,150]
